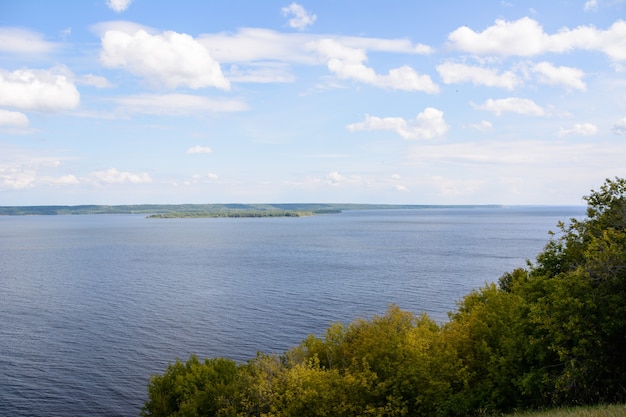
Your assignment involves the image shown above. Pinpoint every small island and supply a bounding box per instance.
[147,209,332,218]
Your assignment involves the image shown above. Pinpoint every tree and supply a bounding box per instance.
[517,177,626,404]
[141,355,238,417]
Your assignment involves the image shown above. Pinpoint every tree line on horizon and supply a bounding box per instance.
[141,178,626,417]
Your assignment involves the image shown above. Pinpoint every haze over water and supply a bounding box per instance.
[0,206,584,416]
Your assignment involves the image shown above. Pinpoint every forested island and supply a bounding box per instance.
[141,178,626,417]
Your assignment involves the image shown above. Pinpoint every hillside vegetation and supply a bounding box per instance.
[142,178,626,417]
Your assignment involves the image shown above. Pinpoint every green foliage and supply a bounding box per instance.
[142,178,626,416]
[519,177,626,404]
[141,355,238,417]
[147,210,315,219]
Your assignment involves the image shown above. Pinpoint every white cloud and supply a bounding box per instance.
[532,62,586,91]
[437,62,520,90]
[0,68,80,111]
[0,109,29,127]
[114,93,248,115]
[380,65,440,92]
[107,0,132,13]
[310,38,439,92]
[184,173,219,185]
[332,35,434,55]
[200,28,431,64]
[39,174,80,186]
[88,168,152,184]
[77,74,113,88]
[0,158,65,189]
[226,63,296,83]
[100,29,230,90]
[447,17,626,62]
[467,120,493,131]
[0,27,59,54]
[584,0,598,11]
[558,123,598,137]
[325,171,362,187]
[0,167,36,189]
[395,184,409,192]
[613,117,626,135]
[281,3,317,30]
[347,107,449,140]
[474,97,545,116]
[186,145,213,154]
[312,39,375,82]
[447,17,551,56]
[200,28,314,64]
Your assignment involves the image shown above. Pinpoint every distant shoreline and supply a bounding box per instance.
[0,203,506,216]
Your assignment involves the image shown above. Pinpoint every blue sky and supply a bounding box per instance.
[1,0,625,205]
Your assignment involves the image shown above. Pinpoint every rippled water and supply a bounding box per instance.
[0,207,584,416]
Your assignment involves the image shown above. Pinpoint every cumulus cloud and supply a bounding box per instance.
[107,0,132,13]
[0,68,80,111]
[558,123,598,137]
[473,97,545,116]
[347,107,449,140]
[447,17,626,61]
[88,168,151,184]
[186,145,213,154]
[613,117,626,135]
[100,29,230,90]
[437,62,520,90]
[532,62,586,91]
[282,3,317,30]
[114,93,248,115]
[584,0,598,11]
[0,109,29,127]
[310,38,439,92]
[0,158,66,189]
[447,17,552,56]
[0,27,59,54]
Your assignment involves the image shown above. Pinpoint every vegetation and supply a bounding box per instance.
[147,210,320,218]
[144,178,626,416]
[141,178,626,417]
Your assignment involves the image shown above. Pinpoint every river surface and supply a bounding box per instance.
[0,206,585,416]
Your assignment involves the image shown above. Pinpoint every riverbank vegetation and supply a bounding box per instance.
[142,178,626,417]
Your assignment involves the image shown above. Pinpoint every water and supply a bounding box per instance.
[0,206,585,416]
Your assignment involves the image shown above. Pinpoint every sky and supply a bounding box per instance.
[1,0,626,205]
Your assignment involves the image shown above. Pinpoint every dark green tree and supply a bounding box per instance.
[515,177,626,404]
[141,355,238,417]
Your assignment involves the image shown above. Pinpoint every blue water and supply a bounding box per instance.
[0,206,585,416]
